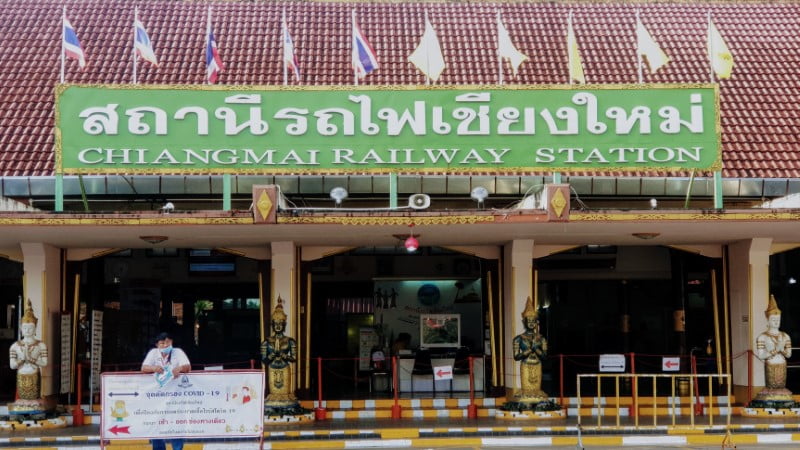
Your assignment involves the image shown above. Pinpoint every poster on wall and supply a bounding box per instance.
[373,279,482,352]
[358,327,379,371]
[60,313,72,394]
[420,314,461,348]
[90,310,103,392]
[101,371,264,441]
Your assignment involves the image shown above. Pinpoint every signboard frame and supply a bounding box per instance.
[101,370,265,441]
[56,83,722,175]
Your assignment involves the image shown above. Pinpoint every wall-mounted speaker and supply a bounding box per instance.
[408,193,431,210]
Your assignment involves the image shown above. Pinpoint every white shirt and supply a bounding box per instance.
[142,347,190,371]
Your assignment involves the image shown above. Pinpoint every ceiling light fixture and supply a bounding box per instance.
[139,235,168,245]
[404,224,419,252]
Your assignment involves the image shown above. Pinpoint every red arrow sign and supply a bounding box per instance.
[108,425,130,435]
[664,360,679,369]
[436,369,451,377]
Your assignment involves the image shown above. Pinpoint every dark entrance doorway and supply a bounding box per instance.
[537,245,722,396]
[0,257,23,401]
[76,249,264,371]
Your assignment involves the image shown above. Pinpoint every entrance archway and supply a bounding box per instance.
[69,249,266,371]
[304,246,495,399]
[537,245,724,396]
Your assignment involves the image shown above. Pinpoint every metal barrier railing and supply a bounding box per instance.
[312,355,481,420]
[577,373,732,429]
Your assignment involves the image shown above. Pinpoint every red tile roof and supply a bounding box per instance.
[1,0,798,178]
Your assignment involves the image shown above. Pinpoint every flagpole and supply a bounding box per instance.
[283,9,288,86]
[352,10,359,86]
[60,6,66,83]
[707,11,715,83]
[425,11,431,85]
[709,10,721,209]
[567,11,572,86]
[497,11,504,85]
[133,7,138,84]
[207,7,213,85]
[636,10,643,84]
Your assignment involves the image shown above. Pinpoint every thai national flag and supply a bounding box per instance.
[63,14,86,69]
[134,18,158,66]
[205,9,224,84]
[282,10,300,81]
[352,11,378,78]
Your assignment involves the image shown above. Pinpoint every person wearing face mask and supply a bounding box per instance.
[141,332,191,450]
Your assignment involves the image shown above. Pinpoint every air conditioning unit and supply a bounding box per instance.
[408,193,431,210]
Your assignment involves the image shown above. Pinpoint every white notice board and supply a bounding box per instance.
[101,371,264,441]
[598,354,626,373]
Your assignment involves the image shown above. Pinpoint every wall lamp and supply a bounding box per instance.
[140,235,169,244]
[471,186,489,209]
[329,187,348,206]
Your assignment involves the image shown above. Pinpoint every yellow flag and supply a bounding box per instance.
[708,19,733,79]
[636,17,669,73]
[567,12,585,84]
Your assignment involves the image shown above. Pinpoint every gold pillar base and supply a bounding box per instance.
[7,398,49,414]
[265,393,298,408]
[512,390,550,405]
[754,387,793,402]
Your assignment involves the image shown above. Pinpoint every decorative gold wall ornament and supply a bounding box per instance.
[280,215,495,226]
[257,191,273,221]
[550,189,567,217]
[252,185,278,224]
[545,184,570,222]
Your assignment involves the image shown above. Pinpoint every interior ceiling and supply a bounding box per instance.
[2,209,799,253]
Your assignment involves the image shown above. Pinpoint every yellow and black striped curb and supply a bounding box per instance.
[3,423,800,448]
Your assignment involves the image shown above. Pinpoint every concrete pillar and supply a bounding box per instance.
[502,239,534,391]
[20,243,62,398]
[270,241,297,337]
[728,238,771,400]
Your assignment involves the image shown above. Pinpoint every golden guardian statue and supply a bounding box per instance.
[498,297,563,418]
[262,297,299,409]
[512,296,549,403]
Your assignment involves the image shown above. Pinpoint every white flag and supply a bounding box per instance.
[497,12,528,77]
[408,13,445,82]
[636,16,669,73]
[708,17,733,79]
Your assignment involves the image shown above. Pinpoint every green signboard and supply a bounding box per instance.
[55,84,721,174]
